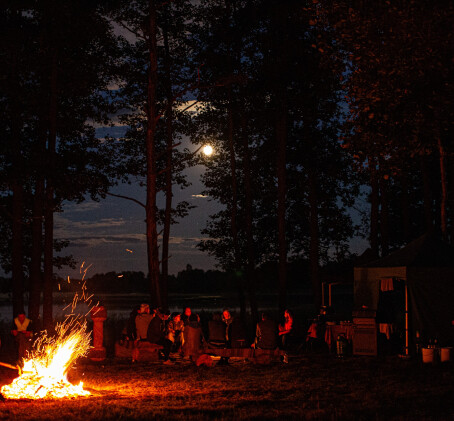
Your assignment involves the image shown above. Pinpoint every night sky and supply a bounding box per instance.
[55,142,222,279]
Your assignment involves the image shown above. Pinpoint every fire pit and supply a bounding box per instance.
[1,318,91,399]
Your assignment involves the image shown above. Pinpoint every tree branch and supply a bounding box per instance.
[105,191,145,208]
[157,144,203,176]
[117,20,146,41]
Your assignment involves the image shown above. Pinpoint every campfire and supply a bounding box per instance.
[1,318,91,399]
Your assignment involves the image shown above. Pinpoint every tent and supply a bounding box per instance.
[354,233,454,353]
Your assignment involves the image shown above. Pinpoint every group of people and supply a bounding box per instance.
[125,304,203,365]
[124,304,296,365]
[253,309,295,350]
[6,306,296,366]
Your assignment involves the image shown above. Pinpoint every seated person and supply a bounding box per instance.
[124,305,141,342]
[207,313,227,348]
[210,312,230,365]
[147,308,173,364]
[230,317,247,349]
[182,307,192,326]
[135,303,154,341]
[252,313,278,350]
[166,312,184,352]
[306,318,324,351]
[12,311,33,361]
[182,314,206,361]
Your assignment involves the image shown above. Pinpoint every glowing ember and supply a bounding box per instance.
[1,319,91,399]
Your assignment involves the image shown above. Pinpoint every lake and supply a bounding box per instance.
[0,288,353,323]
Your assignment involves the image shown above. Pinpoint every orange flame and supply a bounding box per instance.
[1,318,91,399]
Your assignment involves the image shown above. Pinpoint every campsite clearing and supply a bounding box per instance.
[1,354,453,420]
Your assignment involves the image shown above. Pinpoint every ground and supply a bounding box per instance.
[1,352,453,420]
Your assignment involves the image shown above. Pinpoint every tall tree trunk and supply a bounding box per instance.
[160,20,173,310]
[276,108,287,314]
[28,177,44,326]
[146,0,161,308]
[29,116,47,325]
[449,153,454,244]
[400,171,411,243]
[379,167,389,256]
[9,30,25,319]
[227,98,246,320]
[308,168,320,311]
[241,115,258,323]
[420,154,434,232]
[43,50,58,332]
[437,136,448,242]
[369,156,380,257]
[11,181,25,318]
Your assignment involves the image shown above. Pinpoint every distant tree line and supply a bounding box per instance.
[51,260,318,295]
[0,1,452,327]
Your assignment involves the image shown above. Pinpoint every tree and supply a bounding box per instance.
[327,0,454,251]
[194,0,358,312]
[109,0,196,308]
[0,1,121,326]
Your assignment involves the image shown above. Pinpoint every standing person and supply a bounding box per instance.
[147,308,173,364]
[221,309,233,343]
[219,309,233,365]
[252,313,278,350]
[11,311,33,362]
[278,309,294,349]
[126,305,141,342]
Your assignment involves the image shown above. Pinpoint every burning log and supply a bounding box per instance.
[0,362,22,376]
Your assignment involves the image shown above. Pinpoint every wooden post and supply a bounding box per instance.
[321,282,325,307]
[329,283,332,307]
[89,306,107,361]
[405,281,409,356]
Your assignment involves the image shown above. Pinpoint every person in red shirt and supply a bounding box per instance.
[278,309,294,349]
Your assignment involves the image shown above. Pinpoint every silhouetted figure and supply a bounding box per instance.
[147,308,172,364]
[230,317,247,349]
[253,313,278,350]
[208,313,227,348]
[135,303,154,341]
[182,314,206,361]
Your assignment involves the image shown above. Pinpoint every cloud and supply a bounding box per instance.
[191,194,208,198]
[63,202,102,213]
[168,236,205,246]
[56,215,127,230]
[62,233,146,248]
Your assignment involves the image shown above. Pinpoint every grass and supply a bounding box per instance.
[1,352,453,420]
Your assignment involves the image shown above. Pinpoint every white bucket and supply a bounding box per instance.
[421,347,435,363]
[440,347,452,363]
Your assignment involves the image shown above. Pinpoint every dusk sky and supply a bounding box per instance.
[55,136,369,280]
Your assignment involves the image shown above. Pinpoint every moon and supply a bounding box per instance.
[203,145,213,156]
